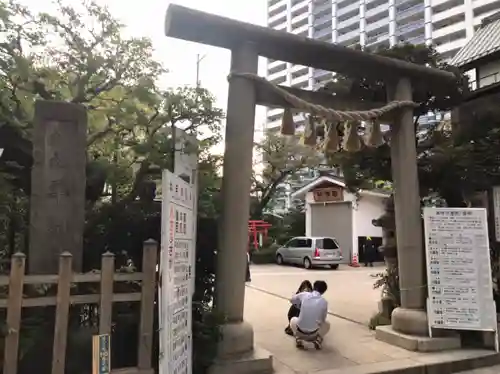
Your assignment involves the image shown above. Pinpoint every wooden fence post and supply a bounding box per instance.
[51,252,73,374]
[138,239,158,370]
[3,253,25,374]
[99,252,115,335]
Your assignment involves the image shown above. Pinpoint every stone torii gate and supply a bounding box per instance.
[165,4,459,374]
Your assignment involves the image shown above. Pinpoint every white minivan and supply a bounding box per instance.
[275,236,343,269]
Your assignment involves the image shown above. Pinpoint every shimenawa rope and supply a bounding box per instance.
[228,72,419,121]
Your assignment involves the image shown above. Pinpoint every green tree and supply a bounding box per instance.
[0,1,226,372]
[320,43,488,206]
[0,0,224,204]
[252,131,323,218]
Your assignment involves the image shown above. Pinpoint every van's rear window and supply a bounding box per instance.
[317,238,339,249]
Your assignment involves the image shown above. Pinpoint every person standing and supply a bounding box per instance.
[246,250,251,282]
[364,236,375,267]
[289,280,330,350]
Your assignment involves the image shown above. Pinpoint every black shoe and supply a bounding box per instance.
[313,340,322,350]
[285,326,293,336]
[295,338,305,349]
[246,278,251,282]
[313,337,323,350]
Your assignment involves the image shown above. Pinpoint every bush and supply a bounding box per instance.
[369,312,391,330]
[373,266,401,309]
[251,243,279,264]
[193,218,223,374]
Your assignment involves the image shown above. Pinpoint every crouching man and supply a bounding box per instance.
[289,280,330,350]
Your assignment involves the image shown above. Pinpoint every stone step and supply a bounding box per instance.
[313,349,500,374]
[209,346,273,374]
[375,325,462,352]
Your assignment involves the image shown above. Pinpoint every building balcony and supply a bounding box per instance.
[313,26,332,39]
[397,3,425,20]
[435,36,467,55]
[366,3,389,19]
[269,0,287,11]
[395,0,420,5]
[315,13,333,28]
[267,62,287,76]
[366,17,390,33]
[268,71,287,85]
[405,35,426,44]
[338,15,359,30]
[268,10,287,26]
[291,0,309,13]
[337,2,360,17]
[366,33,390,48]
[293,23,310,35]
[431,5,465,23]
[337,29,361,45]
[292,11,309,25]
[432,20,466,39]
[396,20,424,36]
[313,1,331,15]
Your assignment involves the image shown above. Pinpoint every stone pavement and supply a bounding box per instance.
[244,284,500,374]
[248,263,382,325]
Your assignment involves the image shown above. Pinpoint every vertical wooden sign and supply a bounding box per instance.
[92,334,111,374]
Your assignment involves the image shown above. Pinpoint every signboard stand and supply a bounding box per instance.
[158,130,198,374]
[159,170,196,374]
[424,208,498,352]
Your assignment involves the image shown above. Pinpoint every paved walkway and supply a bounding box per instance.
[244,281,499,374]
[248,263,382,325]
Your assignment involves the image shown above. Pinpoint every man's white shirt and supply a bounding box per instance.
[291,291,328,332]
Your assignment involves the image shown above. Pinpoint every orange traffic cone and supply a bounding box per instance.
[350,253,360,267]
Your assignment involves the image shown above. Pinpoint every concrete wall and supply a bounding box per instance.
[354,194,385,238]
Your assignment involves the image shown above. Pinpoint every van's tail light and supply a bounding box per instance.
[314,248,320,257]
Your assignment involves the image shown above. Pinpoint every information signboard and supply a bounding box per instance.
[159,170,194,374]
[424,208,497,339]
[174,130,198,295]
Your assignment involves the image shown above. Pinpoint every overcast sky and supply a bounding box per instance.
[24,0,268,135]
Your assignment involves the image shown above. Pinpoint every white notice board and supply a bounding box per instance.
[159,170,194,374]
[424,208,497,337]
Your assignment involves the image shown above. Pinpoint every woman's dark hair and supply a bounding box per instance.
[297,280,313,294]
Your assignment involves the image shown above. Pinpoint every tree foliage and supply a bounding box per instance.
[321,43,500,207]
[0,1,225,372]
[0,0,224,207]
[252,131,323,217]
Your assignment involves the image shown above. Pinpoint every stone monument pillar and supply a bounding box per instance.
[29,100,87,274]
[209,43,272,374]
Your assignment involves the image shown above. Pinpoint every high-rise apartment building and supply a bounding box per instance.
[266,0,500,130]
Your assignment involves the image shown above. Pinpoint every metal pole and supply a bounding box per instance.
[196,53,207,87]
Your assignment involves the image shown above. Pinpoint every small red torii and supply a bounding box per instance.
[248,220,272,251]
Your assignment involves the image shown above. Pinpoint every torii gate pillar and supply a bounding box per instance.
[375,78,461,350]
[210,42,273,374]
